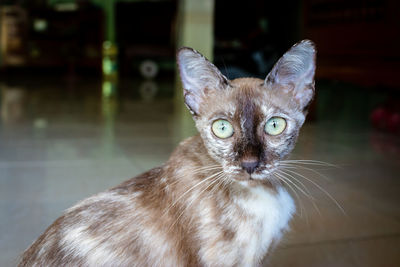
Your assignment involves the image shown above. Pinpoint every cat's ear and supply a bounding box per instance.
[177,47,230,116]
[265,40,316,110]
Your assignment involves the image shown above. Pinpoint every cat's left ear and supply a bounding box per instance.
[265,40,316,110]
[177,47,230,116]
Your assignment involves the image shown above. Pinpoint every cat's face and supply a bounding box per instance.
[177,40,316,182]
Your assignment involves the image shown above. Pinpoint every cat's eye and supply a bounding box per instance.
[212,119,234,139]
[265,117,286,136]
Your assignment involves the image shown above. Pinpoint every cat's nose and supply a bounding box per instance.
[241,159,259,174]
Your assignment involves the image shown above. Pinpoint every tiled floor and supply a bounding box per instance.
[0,77,399,266]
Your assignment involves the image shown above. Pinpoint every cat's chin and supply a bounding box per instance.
[223,165,278,184]
[231,171,272,182]
[234,173,278,188]
[249,173,270,180]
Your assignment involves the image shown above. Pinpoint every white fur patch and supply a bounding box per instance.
[197,183,295,266]
[61,226,121,266]
[234,185,295,264]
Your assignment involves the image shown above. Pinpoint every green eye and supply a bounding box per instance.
[265,117,286,136]
[212,119,234,139]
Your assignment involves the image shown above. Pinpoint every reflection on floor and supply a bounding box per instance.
[0,77,399,266]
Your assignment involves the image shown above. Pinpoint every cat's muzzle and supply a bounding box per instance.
[241,160,259,174]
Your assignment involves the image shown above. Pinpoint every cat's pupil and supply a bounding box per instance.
[273,121,277,128]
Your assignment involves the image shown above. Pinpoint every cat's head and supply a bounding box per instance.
[177,40,316,182]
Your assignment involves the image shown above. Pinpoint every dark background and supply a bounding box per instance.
[1,2,400,266]
[0,0,399,129]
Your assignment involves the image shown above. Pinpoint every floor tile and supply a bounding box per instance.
[1,78,399,266]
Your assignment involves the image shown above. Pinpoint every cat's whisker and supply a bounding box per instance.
[189,167,224,177]
[190,164,222,171]
[211,173,229,196]
[275,170,321,216]
[164,170,224,217]
[275,171,313,199]
[281,160,340,168]
[273,173,305,219]
[219,173,234,196]
[171,164,221,174]
[166,181,224,232]
[282,168,346,215]
[189,165,223,174]
[276,169,314,198]
[168,172,226,232]
[197,172,226,202]
[279,164,331,181]
[280,161,332,170]
[166,166,223,187]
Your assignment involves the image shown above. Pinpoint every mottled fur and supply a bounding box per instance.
[19,40,316,267]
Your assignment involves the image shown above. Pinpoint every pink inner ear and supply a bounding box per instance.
[183,90,200,115]
[264,41,316,109]
[294,87,313,103]
[177,47,231,116]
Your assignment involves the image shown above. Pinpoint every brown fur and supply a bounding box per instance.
[19,40,316,266]
[19,136,270,266]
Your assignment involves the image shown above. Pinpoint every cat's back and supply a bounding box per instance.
[18,167,185,267]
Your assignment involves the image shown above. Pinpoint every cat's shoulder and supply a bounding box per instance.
[110,166,164,194]
[175,135,203,151]
[170,135,207,161]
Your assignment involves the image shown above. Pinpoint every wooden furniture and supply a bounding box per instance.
[1,4,104,73]
[0,6,28,67]
[303,0,400,87]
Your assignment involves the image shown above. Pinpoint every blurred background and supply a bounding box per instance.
[0,0,399,266]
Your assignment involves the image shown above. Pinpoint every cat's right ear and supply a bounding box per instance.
[177,47,229,116]
[265,40,316,110]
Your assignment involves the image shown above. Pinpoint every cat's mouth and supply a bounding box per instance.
[221,161,281,182]
[228,166,277,182]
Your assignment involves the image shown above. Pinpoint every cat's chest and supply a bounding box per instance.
[230,185,295,264]
[194,184,295,266]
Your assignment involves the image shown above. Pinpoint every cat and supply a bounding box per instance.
[19,39,316,267]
